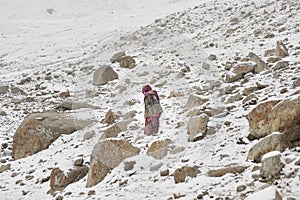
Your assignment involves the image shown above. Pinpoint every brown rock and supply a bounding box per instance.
[0,85,9,94]
[242,94,258,106]
[247,133,289,162]
[146,139,173,159]
[50,166,89,191]
[0,164,11,173]
[58,90,70,98]
[275,40,289,58]
[225,63,254,83]
[118,56,136,69]
[86,139,140,187]
[101,109,115,125]
[173,166,200,183]
[248,100,281,139]
[12,112,93,160]
[206,165,248,177]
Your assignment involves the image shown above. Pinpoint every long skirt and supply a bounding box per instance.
[144,116,160,135]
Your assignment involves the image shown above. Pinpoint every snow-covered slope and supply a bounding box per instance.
[0,0,299,199]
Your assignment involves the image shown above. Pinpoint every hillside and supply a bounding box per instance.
[0,0,299,199]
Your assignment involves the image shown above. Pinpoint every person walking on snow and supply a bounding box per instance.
[142,85,163,135]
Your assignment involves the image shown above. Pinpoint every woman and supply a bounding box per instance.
[142,85,163,135]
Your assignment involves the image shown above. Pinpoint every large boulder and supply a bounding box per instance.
[245,187,282,200]
[93,65,118,85]
[247,133,289,162]
[50,166,89,191]
[260,151,284,179]
[187,113,209,142]
[12,112,93,160]
[86,139,140,187]
[248,100,281,139]
[146,139,173,160]
[248,95,300,142]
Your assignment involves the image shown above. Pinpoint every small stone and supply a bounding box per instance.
[74,158,84,167]
[160,169,169,176]
[208,54,217,61]
[88,190,96,196]
[236,185,247,192]
[124,161,136,171]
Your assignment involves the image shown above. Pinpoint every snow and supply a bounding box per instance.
[244,187,280,200]
[262,151,281,161]
[1,0,300,199]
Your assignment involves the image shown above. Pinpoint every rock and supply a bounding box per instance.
[173,166,200,183]
[88,190,96,196]
[0,164,11,173]
[50,166,89,191]
[236,185,247,192]
[11,86,26,95]
[0,110,7,116]
[55,101,98,111]
[110,51,126,63]
[101,109,115,125]
[74,158,84,167]
[275,40,289,58]
[0,85,9,94]
[242,94,258,106]
[247,100,281,139]
[12,112,93,160]
[86,139,140,187]
[272,61,289,71]
[206,165,248,177]
[247,133,289,162]
[264,33,275,38]
[18,77,32,85]
[267,57,280,63]
[248,52,268,73]
[225,63,254,83]
[100,123,125,140]
[83,130,96,141]
[260,151,284,179]
[208,54,217,61]
[118,56,136,69]
[168,90,183,98]
[160,169,169,176]
[185,94,208,109]
[270,96,300,142]
[93,65,118,85]
[187,113,209,142]
[58,90,70,98]
[245,187,282,200]
[292,78,300,88]
[146,139,173,160]
[124,161,136,171]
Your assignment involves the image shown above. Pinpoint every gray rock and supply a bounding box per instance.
[187,113,209,142]
[93,65,118,85]
[260,151,284,179]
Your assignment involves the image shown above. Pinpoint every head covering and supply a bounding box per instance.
[142,85,152,94]
[142,84,160,102]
